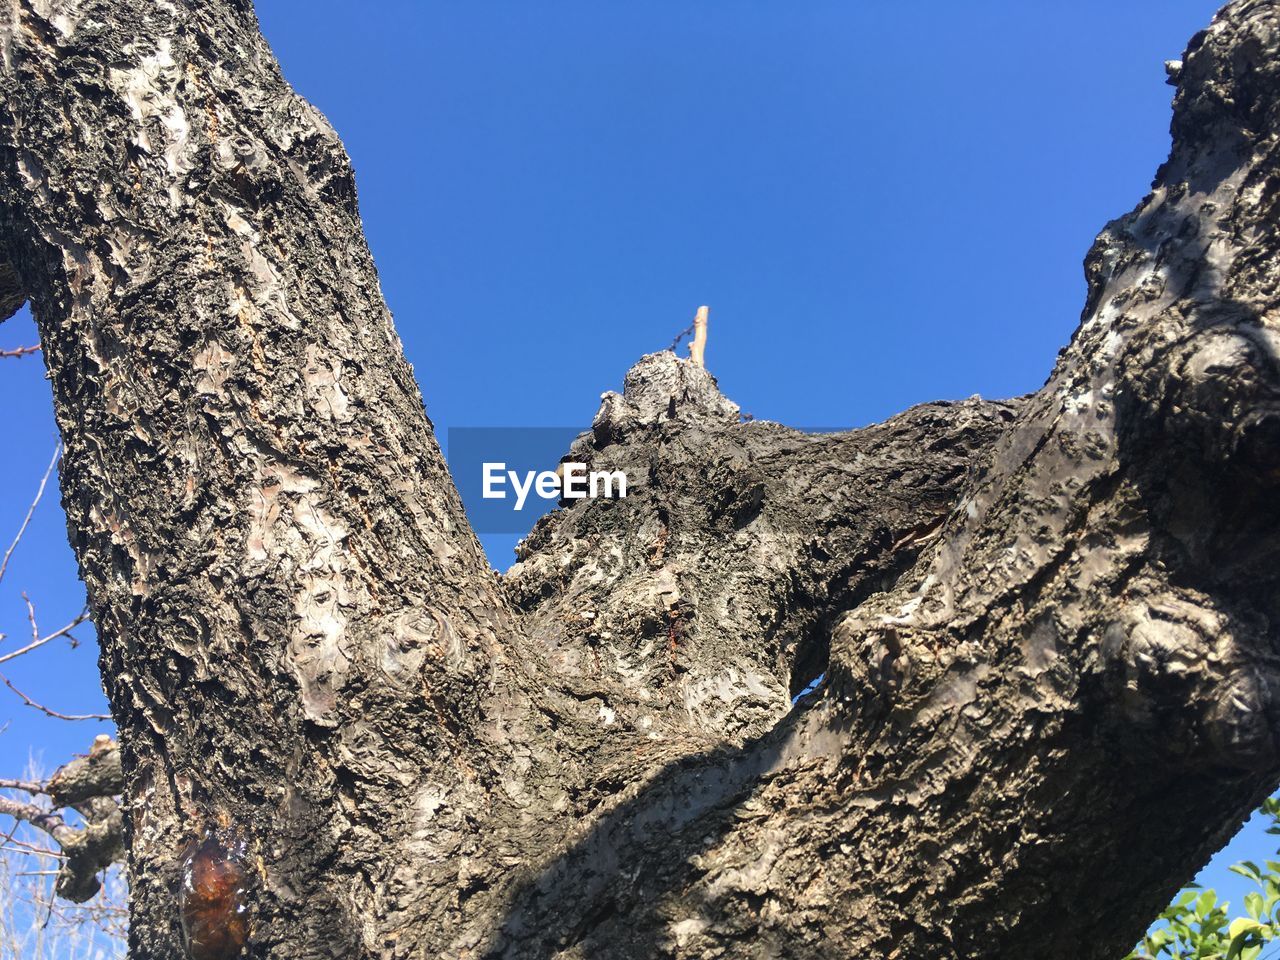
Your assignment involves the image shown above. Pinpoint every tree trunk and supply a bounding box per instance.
[1,0,1278,957]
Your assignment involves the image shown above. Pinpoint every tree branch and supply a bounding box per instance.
[483,3,1280,957]
[2,0,1272,956]
[508,351,1020,742]
[0,444,60,586]
[0,609,88,667]
[0,778,46,794]
[0,670,110,721]
[0,738,125,902]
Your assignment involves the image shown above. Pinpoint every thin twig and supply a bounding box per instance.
[0,842,65,860]
[0,344,40,359]
[23,593,38,643]
[0,796,69,842]
[0,778,46,795]
[0,671,110,721]
[0,610,88,666]
[0,443,61,586]
[667,322,695,353]
[0,808,21,849]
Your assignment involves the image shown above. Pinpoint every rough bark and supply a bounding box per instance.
[1,0,1278,958]
[505,354,1021,742]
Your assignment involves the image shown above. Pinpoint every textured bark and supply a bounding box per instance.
[1,1,1278,958]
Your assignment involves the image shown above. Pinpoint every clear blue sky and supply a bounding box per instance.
[0,0,1268,937]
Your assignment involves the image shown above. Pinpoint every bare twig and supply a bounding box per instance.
[0,672,110,722]
[0,780,46,795]
[0,842,65,860]
[0,808,18,849]
[0,610,88,666]
[22,593,38,644]
[667,322,695,353]
[0,344,40,359]
[0,798,68,842]
[0,444,61,587]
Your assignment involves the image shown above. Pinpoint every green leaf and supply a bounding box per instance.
[1245,893,1265,921]
[1229,918,1262,938]
[1199,891,1219,919]
[1226,919,1264,960]
[1232,863,1263,883]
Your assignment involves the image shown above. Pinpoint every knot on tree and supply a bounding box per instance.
[1121,312,1280,498]
[1102,587,1280,771]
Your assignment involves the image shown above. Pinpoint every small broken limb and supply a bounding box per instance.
[690,305,708,368]
[666,305,711,368]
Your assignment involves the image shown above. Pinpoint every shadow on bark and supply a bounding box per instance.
[485,695,832,959]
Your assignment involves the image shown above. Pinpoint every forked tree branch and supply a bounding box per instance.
[0,0,1273,957]
[0,738,124,902]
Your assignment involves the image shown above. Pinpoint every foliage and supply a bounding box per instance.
[1127,798,1280,960]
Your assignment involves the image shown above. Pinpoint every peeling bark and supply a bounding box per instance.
[1,1,1278,958]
